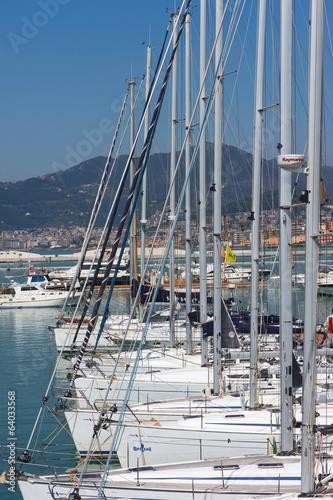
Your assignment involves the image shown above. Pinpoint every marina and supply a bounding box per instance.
[1,0,333,499]
[0,264,333,499]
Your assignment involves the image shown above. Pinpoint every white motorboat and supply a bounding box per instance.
[48,258,131,286]
[0,279,81,309]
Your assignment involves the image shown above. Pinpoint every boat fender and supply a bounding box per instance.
[267,433,277,454]
[204,386,212,396]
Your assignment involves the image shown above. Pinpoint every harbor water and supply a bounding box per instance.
[0,307,61,500]
[0,263,130,500]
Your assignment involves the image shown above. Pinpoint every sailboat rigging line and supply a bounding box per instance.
[96,0,241,357]
[77,122,162,473]
[58,91,133,332]
[93,116,161,351]
[93,39,176,348]
[17,5,183,467]
[69,18,178,345]
[147,19,172,107]
[68,80,148,333]
[70,78,146,344]
[71,24,172,344]
[324,2,333,58]
[133,0,242,301]
[94,30,171,330]
[96,2,246,498]
[137,0,244,293]
[19,79,146,466]
[97,0,245,398]
[30,411,73,464]
[219,0,254,214]
[98,60,213,357]
[15,85,137,465]
[62,87,145,354]
[74,1,192,489]
[54,30,169,342]
[59,85,130,317]
[67,0,192,403]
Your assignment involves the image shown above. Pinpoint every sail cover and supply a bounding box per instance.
[292,352,302,388]
[202,300,240,348]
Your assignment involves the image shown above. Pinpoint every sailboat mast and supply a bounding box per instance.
[213,0,223,395]
[249,0,266,409]
[129,80,138,287]
[140,45,152,315]
[199,0,209,366]
[301,0,324,493]
[279,0,294,453]
[185,11,192,354]
[169,12,178,346]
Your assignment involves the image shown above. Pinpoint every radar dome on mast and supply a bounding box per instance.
[277,154,307,173]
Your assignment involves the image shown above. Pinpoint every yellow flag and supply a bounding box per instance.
[225,244,236,264]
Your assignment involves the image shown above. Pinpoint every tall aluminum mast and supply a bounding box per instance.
[279,0,294,452]
[199,0,208,366]
[140,45,152,318]
[301,0,324,493]
[249,0,266,408]
[169,12,179,346]
[185,11,192,354]
[213,0,223,395]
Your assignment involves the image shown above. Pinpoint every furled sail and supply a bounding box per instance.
[202,299,240,348]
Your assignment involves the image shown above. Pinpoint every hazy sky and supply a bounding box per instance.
[1,1,333,183]
[1,0,179,182]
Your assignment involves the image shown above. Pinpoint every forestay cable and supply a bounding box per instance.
[66,1,191,397]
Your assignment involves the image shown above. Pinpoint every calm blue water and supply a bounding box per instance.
[0,308,62,499]
[0,261,130,500]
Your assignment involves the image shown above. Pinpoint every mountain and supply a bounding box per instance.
[0,144,331,231]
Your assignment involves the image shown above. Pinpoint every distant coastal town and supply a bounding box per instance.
[1,205,333,252]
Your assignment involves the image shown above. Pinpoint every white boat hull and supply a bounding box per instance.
[18,454,308,500]
[0,291,79,308]
[64,406,281,463]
